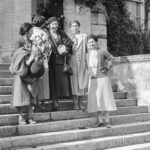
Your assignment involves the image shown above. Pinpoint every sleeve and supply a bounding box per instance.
[103,50,115,70]
[9,48,29,77]
[60,30,73,54]
[15,38,25,50]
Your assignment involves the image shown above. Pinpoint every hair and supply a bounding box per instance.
[19,23,32,36]
[69,20,80,27]
[87,34,98,42]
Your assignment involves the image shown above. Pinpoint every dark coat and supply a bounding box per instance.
[48,30,73,99]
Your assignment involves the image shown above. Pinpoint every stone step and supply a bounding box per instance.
[0,107,148,127]
[40,99,137,111]
[0,108,150,127]
[0,95,11,104]
[0,86,12,95]
[0,86,123,99]
[2,121,150,150]
[106,143,150,150]
[0,102,147,116]
[0,78,13,86]
[1,112,150,137]
[0,63,10,70]
[0,71,12,78]
[0,92,127,105]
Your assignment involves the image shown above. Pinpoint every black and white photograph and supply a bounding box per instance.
[0,0,150,149]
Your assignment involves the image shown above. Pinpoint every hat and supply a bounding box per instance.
[19,23,32,36]
[32,15,46,28]
[46,17,58,25]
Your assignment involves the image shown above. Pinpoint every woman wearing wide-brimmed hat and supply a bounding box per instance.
[46,17,73,111]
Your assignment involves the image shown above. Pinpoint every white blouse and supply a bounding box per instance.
[89,50,98,75]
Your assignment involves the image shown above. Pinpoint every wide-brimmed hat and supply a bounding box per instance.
[46,17,58,25]
[32,15,46,28]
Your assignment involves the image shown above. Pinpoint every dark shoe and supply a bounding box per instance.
[105,122,111,128]
[52,100,59,111]
[93,122,105,128]
[78,96,86,111]
[26,119,36,124]
[19,115,27,125]
[73,96,80,110]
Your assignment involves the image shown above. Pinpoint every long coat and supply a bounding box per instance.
[48,30,73,99]
[10,47,50,107]
[70,33,89,95]
[10,47,39,107]
[14,35,50,101]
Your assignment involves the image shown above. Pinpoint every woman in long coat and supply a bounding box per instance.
[46,17,73,111]
[69,20,89,110]
[10,23,50,125]
[87,34,117,128]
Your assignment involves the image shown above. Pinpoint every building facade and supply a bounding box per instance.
[0,0,146,63]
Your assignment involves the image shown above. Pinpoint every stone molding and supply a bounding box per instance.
[115,54,150,63]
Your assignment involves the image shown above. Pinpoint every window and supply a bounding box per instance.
[126,0,143,26]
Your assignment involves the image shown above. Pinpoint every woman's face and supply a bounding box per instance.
[71,22,80,34]
[49,21,58,32]
[87,38,97,50]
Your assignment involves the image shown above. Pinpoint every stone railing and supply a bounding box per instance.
[109,54,150,106]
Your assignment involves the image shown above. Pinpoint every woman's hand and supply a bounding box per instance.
[26,55,34,66]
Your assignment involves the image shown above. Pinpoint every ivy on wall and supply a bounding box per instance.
[75,0,150,56]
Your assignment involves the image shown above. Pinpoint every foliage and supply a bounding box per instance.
[75,0,150,56]
[102,0,146,56]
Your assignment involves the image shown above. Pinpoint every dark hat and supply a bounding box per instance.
[19,23,32,36]
[32,15,46,28]
[28,61,45,78]
[46,17,58,25]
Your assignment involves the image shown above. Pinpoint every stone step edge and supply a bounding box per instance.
[1,112,150,138]
[0,98,136,107]
[18,131,150,150]
[106,142,150,150]
[1,106,148,120]
[0,111,150,124]
[5,122,150,150]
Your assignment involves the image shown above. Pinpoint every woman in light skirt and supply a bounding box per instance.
[86,34,117,128]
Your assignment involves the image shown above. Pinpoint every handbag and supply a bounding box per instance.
[63,56,73,75]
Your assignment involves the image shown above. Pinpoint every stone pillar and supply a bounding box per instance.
[0,0,32,63]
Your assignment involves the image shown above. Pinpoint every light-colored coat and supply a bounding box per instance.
[70,33,89,95]
[10,47,50,107]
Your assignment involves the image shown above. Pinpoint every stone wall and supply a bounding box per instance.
[63,0,107,49]
[109,54,150,106]
[0,0,32,63]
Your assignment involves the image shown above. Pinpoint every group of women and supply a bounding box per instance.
[10,15,117,128]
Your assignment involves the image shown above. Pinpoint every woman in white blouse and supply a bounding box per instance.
[86,34,117,128]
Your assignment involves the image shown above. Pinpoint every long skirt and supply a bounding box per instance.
[49,54,72,100]
[87,76,117,113]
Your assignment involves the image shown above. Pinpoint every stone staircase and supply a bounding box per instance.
[0,64,150,150]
